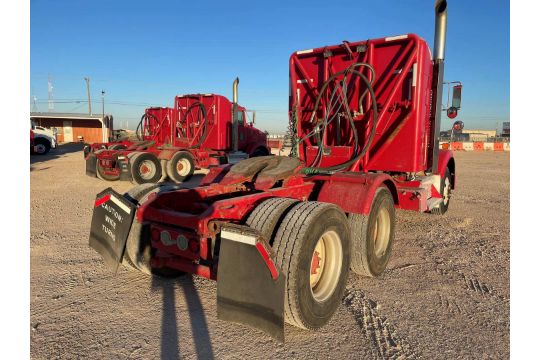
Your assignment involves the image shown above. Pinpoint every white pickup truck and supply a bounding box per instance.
[31,122,57,155]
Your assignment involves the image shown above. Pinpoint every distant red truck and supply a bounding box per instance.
[85,80,269,184]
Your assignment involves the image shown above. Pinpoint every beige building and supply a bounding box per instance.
[461,129,497,140]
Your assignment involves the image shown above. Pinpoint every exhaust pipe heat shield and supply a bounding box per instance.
[217,225,285,342]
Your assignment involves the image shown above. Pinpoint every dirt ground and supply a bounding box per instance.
[30,145,509,359]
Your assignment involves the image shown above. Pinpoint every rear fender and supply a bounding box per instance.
[157,148,177,161]
[315,173,399,215]
[245,141,270,156]
[437,150,456,189]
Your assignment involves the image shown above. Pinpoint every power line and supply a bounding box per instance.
[31,99,159,107]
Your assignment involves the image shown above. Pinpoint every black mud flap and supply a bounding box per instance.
[217,225,285,342]
[89,188,137,273]
[86,153,97,177]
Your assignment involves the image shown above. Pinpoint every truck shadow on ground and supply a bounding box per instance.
[152,274,214,360]
[30,142,84,167]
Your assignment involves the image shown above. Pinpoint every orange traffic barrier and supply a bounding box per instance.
[451,142,463,151]
[473,142,484,151]
[494,142,504,151]
[267,139,284,150]
[441,143,450,150]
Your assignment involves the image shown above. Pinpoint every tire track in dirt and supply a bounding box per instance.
[462,275,494,297]
[437,294,463,315]
[343,289,419,359]
[420,226,504,301]
[434,261,502,299]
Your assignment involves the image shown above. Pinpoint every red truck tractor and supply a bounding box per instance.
[89,0,460,341]
[85,80,269,184]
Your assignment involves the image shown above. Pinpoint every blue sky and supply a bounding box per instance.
[30,0,509,133]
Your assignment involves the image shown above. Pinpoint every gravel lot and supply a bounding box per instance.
[30,144,509,359]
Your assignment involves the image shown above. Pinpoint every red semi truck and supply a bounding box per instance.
[89,0,460,341]
[85,80,269,184]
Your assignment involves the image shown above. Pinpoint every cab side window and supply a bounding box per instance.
[237,111,245,126]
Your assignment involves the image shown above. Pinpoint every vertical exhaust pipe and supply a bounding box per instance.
[430,0,448,172]
[232,77,240,152]
[433,0,448,61]
[233,77,239,104]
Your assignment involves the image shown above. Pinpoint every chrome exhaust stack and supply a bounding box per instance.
[430,0,448,172]
[232,77,239,104]
[433,0,448,61]
[232,77,240,152]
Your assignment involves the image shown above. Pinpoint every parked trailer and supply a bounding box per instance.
[85,82,269,184]
[89,0,459,341]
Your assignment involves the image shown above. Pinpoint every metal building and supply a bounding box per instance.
[30,112,113,144]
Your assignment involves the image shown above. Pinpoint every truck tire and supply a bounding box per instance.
[131,152,162,184]
[34,138,51,155]
[273,201,351,330]
[349,187,395,277]
[250,147,269,157]
[430,168,452,215]
[245,197,299,244]
[166,151,195,183]
[122,183,184,277]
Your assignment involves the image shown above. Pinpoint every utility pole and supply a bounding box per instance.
[101,90,108,140]
[101,90,105,119]
[48,74,54,112]
[32,95,38,112]
[84,77,92,115]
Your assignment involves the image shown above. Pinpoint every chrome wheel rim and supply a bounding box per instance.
[176,158,191,176]
[310,230,343,302]
[373,207,391,258]
[442,177,451,205]
[139,160,156,180]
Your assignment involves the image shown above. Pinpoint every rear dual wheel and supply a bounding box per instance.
[246,198,351,330]
[349,187,395,277]
[131,153,162,184]
[166,151,195,183]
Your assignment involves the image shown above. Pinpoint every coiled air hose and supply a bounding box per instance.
[178,101,208,149]
[136,112,158,141]
[296,62,379,174]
